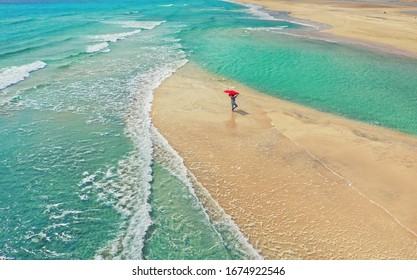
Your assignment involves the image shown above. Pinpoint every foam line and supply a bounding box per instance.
[224,0,322,29]
[90,30,142,43]
[105,21,165,30]
[95,59,188,260]
[86,42,110,53]
[0,61,47,90]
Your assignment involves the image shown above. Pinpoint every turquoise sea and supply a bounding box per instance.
[1,0,416,260]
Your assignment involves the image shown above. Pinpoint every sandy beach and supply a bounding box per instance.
[151,62,417,259]
[234,0,417,57]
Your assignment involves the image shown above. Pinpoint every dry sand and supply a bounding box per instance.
[234,0,417,57]
[151,63,417,259]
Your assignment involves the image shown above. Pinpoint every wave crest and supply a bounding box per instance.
[0,61,47,90]
[86,42,110,54]
[90,30,142,43]
[105,21,165,30]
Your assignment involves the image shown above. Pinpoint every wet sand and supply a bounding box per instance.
[234,0,417,57]
[151,63,417,259]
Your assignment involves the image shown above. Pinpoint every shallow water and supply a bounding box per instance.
[186,25,417,135]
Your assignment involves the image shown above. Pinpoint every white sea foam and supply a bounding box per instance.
[0,61,47,90]
[86,42,110,53]
[244,3,277,21]
[86,21,163,55]
[94,58,188,260]
[50,210,83,220]
[44,203,64,214]
[106,20,165,30]
[225,0,321,29]
[222,0,277,20]
[158,4,188,8]
[45,223,69,230]
[81,172,96,185]
[245,26,288,32]
[25,231,51,243]
[90,30,142,43]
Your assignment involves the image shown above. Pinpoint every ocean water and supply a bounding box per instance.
[187,22,417,135]
[1,0,416,260]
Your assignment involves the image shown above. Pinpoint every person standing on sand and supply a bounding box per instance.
[224,89,239,111]
[230,93,238,111]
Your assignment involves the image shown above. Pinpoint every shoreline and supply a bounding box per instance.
[232,0,417,58]
[151,62,417,259]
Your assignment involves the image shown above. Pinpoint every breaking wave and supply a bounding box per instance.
[90,30,142,43]
[0,61,47,90]
[86,42,110,54]
[95,59,188,259]
[104,20,165,30]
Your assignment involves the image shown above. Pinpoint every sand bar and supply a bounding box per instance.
[234,0,417,57]
[151,63,417,259]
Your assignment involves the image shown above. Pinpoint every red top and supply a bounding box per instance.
[224,89,239,97]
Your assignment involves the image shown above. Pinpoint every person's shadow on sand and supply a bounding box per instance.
[234,109,249,116]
